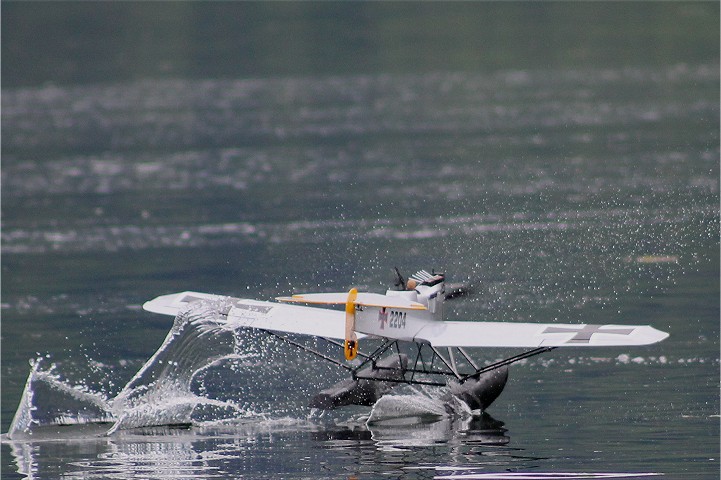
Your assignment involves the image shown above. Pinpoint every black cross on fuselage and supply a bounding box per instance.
[542,325,635,344]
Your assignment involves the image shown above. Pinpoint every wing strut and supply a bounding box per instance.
[261,330,558,387]
[431,346,462,380]
[457,347,556,382]
[458,347,480,371]
[264,331,354,372]
[348,339,399,377]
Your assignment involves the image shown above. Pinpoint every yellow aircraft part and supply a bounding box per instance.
[344,288,358,360]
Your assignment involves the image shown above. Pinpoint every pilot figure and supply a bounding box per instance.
[401,278,419,303]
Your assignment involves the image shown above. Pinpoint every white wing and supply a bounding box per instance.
[143,291,225,316]
[277,292,426,310]
[414,321,669,347]
[143,291,354,340]
[144,292,668,347]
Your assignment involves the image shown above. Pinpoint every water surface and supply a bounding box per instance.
[2,3,719,479]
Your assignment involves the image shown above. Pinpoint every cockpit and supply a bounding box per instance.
[388,269,446,319]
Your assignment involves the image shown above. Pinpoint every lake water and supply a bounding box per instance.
[2,3,719,479]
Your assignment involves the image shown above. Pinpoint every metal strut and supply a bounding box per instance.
[350,340,397,376]
[459,347,557,382]
[431,346,463,380]
[264,331,353,371]
[458,347,480,371]
[353,375,448,387]
[264,329,556,387]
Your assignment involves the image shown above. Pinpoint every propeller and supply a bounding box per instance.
[344,288,358,361]
[392,267,406,291]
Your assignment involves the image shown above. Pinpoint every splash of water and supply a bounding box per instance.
[367,385,472,425]
[6,296,496,441]
[107,299,256,433]
[7,359,114,438]
[7,300,261,439]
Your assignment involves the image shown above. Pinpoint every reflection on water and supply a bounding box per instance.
[368,412,509,449]
[3,414,514,480]
[5,416,667,480]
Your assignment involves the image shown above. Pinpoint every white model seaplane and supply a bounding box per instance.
[143,269,669,411]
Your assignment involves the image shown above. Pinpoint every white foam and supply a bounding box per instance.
[367,386,471,425]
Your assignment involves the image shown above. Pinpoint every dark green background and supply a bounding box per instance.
[3,2,718,87]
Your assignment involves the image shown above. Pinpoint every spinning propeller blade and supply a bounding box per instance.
[344,288,358,360]
[392,267,406,290]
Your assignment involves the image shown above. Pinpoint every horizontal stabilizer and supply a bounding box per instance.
[277,292,426,310]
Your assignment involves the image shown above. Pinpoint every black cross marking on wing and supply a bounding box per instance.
[542,325,635,344]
